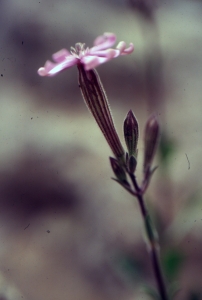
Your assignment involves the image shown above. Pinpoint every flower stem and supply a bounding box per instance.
[129,174,169,300]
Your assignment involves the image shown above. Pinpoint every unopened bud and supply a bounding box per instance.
[128,155,137,174]
[110,157,128,184]
[143,115,159,173]
[124,110,139,157]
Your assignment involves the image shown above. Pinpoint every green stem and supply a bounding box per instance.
[130,174,169,300]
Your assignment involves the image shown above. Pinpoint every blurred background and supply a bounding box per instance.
[0,0,202,299]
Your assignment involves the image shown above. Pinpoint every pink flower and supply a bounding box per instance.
[37,32,134,76]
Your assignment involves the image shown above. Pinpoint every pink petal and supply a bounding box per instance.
[81,55,111,70]
[38,67,47,76]
[37,33,134,76]
[48,58,78,75]
[38,57,78,76]
[37,60,55,76]
[52,48,71,62]
[123,43,134,54]
[116,42,134,55]
[91,32,116,52]
[116,41,126,52]
[89,48,119,58]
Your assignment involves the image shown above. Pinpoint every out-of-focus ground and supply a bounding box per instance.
[0,0,202,299]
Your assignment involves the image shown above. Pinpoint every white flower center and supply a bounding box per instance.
[70,43,89,59]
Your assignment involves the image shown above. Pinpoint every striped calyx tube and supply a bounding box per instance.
[77,63,125,161]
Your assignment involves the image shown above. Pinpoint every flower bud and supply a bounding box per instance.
[123,110,139,157]
[143,115,159,173]
[128,155,137,174]
[78,64,125,161]
[110,157,128,185]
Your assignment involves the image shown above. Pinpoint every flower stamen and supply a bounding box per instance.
[70,43,88,59]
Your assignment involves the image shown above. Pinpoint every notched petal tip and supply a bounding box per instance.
[116,41,126,52]
[124,43,134,54]
[116,42,134,55]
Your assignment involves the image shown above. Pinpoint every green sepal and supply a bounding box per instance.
[110,157,128,183]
